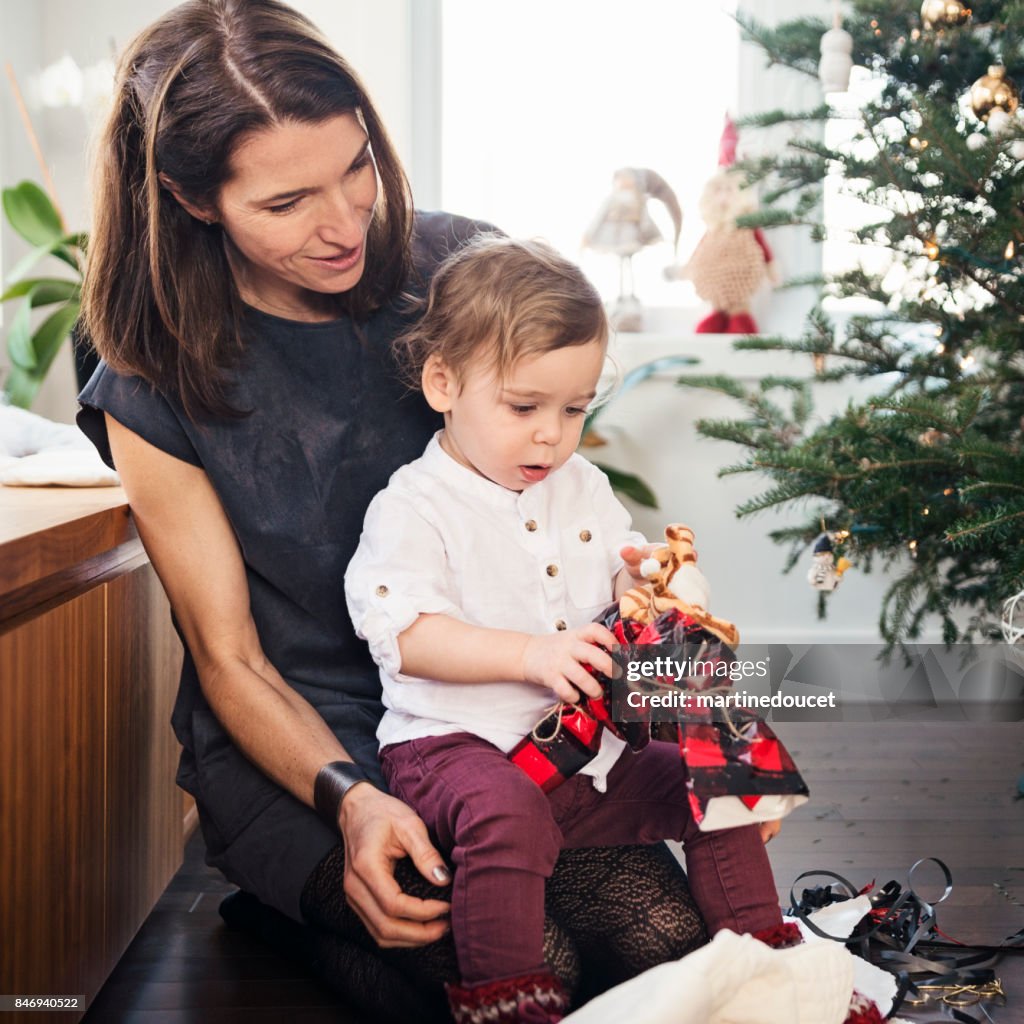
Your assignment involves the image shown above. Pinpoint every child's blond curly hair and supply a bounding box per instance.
[395,234,608,390]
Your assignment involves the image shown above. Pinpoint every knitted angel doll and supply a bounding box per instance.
[667,116,777,334]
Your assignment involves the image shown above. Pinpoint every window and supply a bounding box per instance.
[439,0,740,309]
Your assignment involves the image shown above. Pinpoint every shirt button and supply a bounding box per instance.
[546,564,559,577]
[555,619,567,631]
[375,585,389,597]
[579,529,592,543]
[525,519,538,532]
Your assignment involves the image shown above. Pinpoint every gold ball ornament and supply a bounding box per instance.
[920,0,971,30]
[970,65,1020,122]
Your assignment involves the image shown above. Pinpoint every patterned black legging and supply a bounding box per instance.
[293,842,708,1022]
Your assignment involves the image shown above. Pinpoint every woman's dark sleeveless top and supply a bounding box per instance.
[78,212,487,921]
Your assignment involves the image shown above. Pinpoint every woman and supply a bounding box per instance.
[77,2,707,1020]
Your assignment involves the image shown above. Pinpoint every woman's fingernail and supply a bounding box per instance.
[432,865,451,883]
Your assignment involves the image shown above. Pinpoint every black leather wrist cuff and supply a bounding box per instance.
[314,760,373,828]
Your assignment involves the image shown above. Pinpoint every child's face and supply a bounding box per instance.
[437,338,606,492]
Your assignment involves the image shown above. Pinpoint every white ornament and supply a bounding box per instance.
[1002,587,1024,645]
[987,107,1012,135]
[820,25,854,94]
[966,132,987,151]
[1011,140,1024,160]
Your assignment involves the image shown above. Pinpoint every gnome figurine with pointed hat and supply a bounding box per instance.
[668,116,777,333]
[583,167,683,331]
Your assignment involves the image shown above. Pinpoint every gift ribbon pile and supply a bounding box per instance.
[786,859,1022,1022]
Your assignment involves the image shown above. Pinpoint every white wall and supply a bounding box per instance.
[595,332,899,644]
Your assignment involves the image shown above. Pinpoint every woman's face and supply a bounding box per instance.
[215,112,378,320]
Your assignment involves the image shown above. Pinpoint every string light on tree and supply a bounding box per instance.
[918,427,947,446]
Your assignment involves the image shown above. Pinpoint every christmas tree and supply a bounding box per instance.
[680,0,1024,647]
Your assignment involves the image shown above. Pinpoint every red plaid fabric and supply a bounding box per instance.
[508,703,604,793]
[509,601,807,817]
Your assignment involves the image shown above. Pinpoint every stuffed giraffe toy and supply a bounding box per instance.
[619,524,740,648]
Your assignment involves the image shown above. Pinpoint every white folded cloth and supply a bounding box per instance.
[0,449,119,487]
[0,403,119,487]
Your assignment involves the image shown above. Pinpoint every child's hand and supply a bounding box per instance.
[759,819,782,844]
[521,623,617,705]
[616,543,665,599]
[620,543,664,585]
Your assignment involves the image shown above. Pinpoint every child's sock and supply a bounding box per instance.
[752,923,885,1024]
[446,969,569,1024]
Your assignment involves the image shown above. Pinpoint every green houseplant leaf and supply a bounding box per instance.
[7,298,36,371]
[5,234,82,284]
[592,463,658,508]
[1,277,80,303]
[4,366,42,408]
[2,181,64,246]
[1,181,85,408]
[30,302,82,377]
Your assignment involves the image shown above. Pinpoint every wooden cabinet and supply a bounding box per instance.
[0,488,184,1023]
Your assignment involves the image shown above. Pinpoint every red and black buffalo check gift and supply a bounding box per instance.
[680,710,809,830]
[508,602,735,789]
[507,700,606,794]
[509,602,808,830]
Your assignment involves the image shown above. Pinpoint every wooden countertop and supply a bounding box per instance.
[0,486,143,628]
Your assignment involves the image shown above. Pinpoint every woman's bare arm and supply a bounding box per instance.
[106,414,451,946]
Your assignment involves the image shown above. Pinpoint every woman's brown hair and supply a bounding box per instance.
[81,0,413,420]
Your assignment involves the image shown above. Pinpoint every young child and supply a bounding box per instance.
[344,236,785,1024]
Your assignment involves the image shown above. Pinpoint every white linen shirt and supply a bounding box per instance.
[344,432,648,790]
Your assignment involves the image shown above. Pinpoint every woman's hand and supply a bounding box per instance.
[759,819,782,844]
[521,623,617,704]
[338,784,452,948]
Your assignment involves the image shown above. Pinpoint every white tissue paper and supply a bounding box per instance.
[561,896,913,1024]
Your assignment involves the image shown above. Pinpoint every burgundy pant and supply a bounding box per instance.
[380,733,782,986]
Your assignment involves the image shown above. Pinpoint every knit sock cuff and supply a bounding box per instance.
[751,921,804,948]
[446,970,568,1024]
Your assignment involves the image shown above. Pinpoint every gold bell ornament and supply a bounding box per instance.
[969,65,1020,122]
[920,0,972,30]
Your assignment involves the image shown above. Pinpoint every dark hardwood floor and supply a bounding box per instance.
[83,721,1023,1023]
